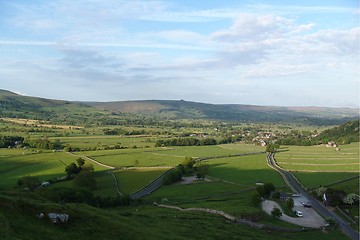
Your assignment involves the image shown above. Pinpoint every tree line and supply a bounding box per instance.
[155,137,217,147]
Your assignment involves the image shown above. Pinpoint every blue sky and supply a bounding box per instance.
[0,0,359,107]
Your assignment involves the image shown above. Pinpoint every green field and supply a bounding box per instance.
[85,148,183,168]
[152,144,265,158]
[275,143,359,188]
[0,149,105,188]
[114,167,171,194]
[48,135,157,149]
[207,154,286,187]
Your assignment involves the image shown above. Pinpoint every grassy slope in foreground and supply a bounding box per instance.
[0,191,349,240]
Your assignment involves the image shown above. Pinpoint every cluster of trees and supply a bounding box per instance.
[217,135,242,144]
[314,186,359,207]
[162,168,182,185]
[0,136,24,148]
[65,158,96,190]
[251,183,275,206]
[163,157,209,185]
[276,134,316,146]
[24,137,62,150]
[266,143,280,153]
[315,119,359,144]
[103,128,150,136]
[155,137,217,147]
[275,120,359,146]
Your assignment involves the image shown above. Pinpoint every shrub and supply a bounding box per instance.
[263,183,275,196]
[286,198,294,210]
[73,172,97,190]
[17,176,41,191]
[163,168,182,185]
[271,206,282,219]
[251,190,261,206]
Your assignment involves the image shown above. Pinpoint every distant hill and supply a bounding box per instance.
[315,119,360,144]
[0,89,98,124]
[89,99,358,125]
[0,89,358,125]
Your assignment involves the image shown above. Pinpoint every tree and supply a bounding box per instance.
[271,206,282,219]
[81,163,94,172]
[181,157,195,169]
[17,176,41,191]
[263,183,275,196]
[256,185,266,197]
[73,171,97,190]
[266,143,280,153]
[251,190,261,206]
[343,193,359,205]
[65,162,80,176]
[195,163,208,180]
[315,186,327,198]
[76,158,85,168]
[286,198,294,210]
[163,168,182,185]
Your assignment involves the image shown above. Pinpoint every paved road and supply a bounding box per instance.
[267,153,359,240]
[130,168,174,199]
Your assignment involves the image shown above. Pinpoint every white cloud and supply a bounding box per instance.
[304,27,360,56]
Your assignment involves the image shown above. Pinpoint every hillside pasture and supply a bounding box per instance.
[48,135,156,149]
[114,167,171,194]
[0,117,83,129]
[206,154,286,187]
[0,149,108,188]
[86,149,183,168]
[150,144,265,159]
[92,171,119,197]
[275,143,359,188]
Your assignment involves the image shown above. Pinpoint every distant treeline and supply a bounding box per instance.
[276,119,359,146]
[0,136,24,148]
[103,128,156,135]
[155,137,217,147]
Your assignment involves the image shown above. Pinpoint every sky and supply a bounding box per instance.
[0,0,359,108]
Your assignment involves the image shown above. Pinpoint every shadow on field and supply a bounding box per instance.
[275,149,289,153]
[0,158,67,188]
[207,166,287,187]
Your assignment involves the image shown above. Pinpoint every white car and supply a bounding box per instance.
[295,210,303,217]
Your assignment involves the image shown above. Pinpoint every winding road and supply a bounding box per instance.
[267,153,359,240]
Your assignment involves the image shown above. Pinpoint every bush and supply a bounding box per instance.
[17,176,41,191]
[263,183,275,196]
[286,198,294,210]
[256,185,266,197]
[251,190,261,206]
[73,172,97,190]
[163,168,182,185]
[271,206,282,219]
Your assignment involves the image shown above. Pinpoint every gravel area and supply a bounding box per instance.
[262,199,326,228]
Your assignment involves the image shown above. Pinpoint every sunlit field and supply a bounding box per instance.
[275,143,359,188]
